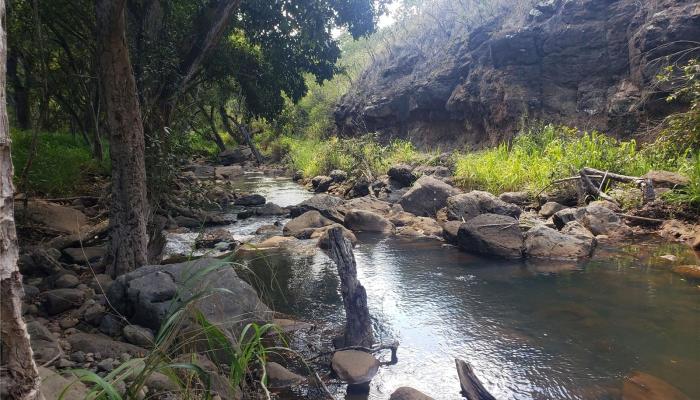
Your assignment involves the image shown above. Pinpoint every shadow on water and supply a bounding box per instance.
[231,175,700,399]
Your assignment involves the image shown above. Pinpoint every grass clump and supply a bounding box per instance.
[453,124,694,194]
[11,130,109,197]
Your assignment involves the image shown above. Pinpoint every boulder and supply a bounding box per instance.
[292,170,304,181]
[457,214,523,259]
[399,176,460,217]
[17,200,88,234]
[560,221,595,240]
[219,147,252,165]
[53,273,79,289]
[390,387,435,400]
[388,164,416,187]
[190,165,215,179]
[311,175,334,193]
[396,216,443,238]
[524,225,595,260]
[538,201,566,218]
[89,273,113,294]
[122,324,155,348]
[290,194,345,222]
[622,371,690,400]
[330,169,348,183]
[499,191,530,205]
[671,265,700,280]
[27,321,61,364]
[340,196,393,216]
[107,258,270,332]
[99,314,123,337]
[446,191,521,221]
[254,202,287,216]
[265,362,305,389]
[174,215,200,228]
[234,194,266,206]
[344,210,394,234]
[67,332,147,359]
[43,288,86,315]
[442,221,462,244]
[575,205,631,237]
[552,208,578,230]
[283,211,334,238]
[642,170,690,188]
[39,366,88,400]
[214,165,244,179]
[348,177,371,197]
[62,246,106,264]
[414,165,451,180]
[331,350,380,384]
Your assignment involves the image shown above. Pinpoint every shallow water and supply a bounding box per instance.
[230,173,700,399]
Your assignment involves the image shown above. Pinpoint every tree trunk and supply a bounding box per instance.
[205,106,226,152]
[326,227,374,348]
[95,0,148,278]
[0,0,44,397]
[7,51,30,130]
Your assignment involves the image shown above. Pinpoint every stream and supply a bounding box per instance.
[173,172,700,399]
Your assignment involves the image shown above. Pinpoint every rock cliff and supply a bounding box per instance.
[334,0,700,149]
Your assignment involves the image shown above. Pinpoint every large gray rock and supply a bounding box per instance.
[539,201,566,218]
[283,210,334,238]
[234,194,266,206]
[399,175,460,217]
[524,225,595,260]
[311,175,334,193]
[446,190,521,221]
[290,194,345,222]
[107,258,271,332]
[62,246,106,264]
[17,200,88,234]
[219,147,252,165]
[457,214,523,259]
[122,324,155,348]
[575,205,631,237]
[344,210,394,234]
[390,387,435,400]
[331,350,380,384]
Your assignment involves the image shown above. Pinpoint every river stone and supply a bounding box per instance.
[123,324,155,348]
[390,387,435,400]
[290,194,345,222]
[43,288,86,315]
[39,366,88,400]
[331,350,380,384]
[344,210,394,233]
[446,191,521,221]
[539,201,566,218]
[17,200,88,234]
[560,221,595,240]
[399,175,461,217]
[340,196,393,216]
[266,362,305,389]
[283,210,334,238]
[642,170,690,188]
[388,164,416,187]
[234,193,266,206]
[499,191,530,205]
[63,246,107,264]
[575,205,631,237]
[552,208,578,230]
[330,169,348,183]
[53,273,79,289]
[219,147,251,165]
[67,332,147,359]
[214,165,244,179]
[524,225,594,260]
[671,265,700,280]
[255,202,287,216]
[312,175,334,193]
[622,371,690,400]
[315,224,358,249]
[174,215,200,228]
[99,314,124,337]
[107,258,270,333]
[89,273,113,294]
[195,228,237,249]
[457,214,524,259]
[27,321,61,364]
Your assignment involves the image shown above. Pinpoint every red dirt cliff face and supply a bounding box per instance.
[334,0,700,149]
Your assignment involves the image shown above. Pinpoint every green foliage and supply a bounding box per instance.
[10,130,109,197]
[663,152,700,209]
[453,124,694,194]
[280,134,427,179]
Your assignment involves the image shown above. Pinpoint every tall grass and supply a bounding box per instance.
[453,124,694,194]
[10,130,109,196]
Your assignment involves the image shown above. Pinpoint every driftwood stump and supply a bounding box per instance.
[326,227,374,348]
[456,359,496,400]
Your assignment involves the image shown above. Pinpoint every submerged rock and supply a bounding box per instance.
[622,371,690,400]
[331,350,380,384]
[671,265,700,280]
[390,387,435,400]
[399,175,460,217]
[457,214,523,259]
[524,225,594,260]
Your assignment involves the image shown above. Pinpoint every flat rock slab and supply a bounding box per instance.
[331,350,380,384]
[67,332,147,359]
[457,214,523,259]
[18,200,88,234]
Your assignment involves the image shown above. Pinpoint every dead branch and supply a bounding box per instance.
[579,170,620,205]
[456,359,496,400]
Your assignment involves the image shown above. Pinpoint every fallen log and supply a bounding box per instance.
[456,359,496,400]
[46,219,109,250]
[326,226,374,348]
[579,170,619,205]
